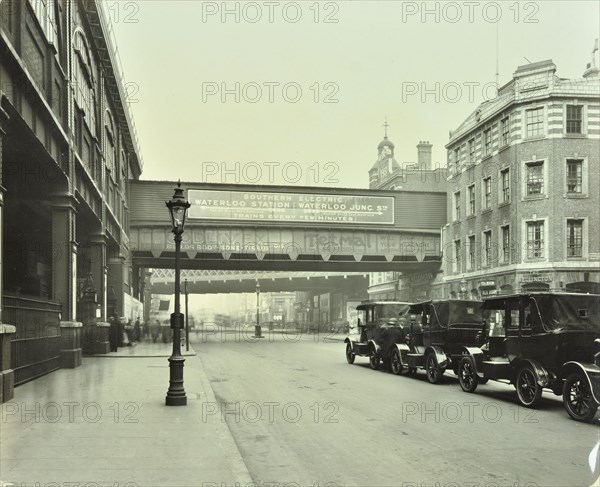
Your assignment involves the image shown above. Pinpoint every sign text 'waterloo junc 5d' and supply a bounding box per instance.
[188,190,395,225]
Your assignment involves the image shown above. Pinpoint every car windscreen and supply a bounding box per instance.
[431,301,482,326]
[376,304,411,321]
[533,294,600,332]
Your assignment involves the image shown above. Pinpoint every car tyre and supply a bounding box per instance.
[515,365,543,408]
[425,352,443,384]
[369,348,380,370]
[390,348,404,375]
[458,356,479,393]
[563,373,598,423]
[345,343,355,364]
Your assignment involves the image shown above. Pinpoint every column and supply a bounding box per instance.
[51,194,78,320]
[142,269,153,325]
[107,251,125,319]
[90,234,108,320]
[88,234,110,353]
[0,324,16,403]
[51,193,82,367]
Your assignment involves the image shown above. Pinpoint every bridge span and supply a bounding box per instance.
[130,180,446,272]
[149,269,369,295]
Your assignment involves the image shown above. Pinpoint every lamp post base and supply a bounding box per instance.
[166,395,187,406]
[165,355,187,406]
[252,325,264,338]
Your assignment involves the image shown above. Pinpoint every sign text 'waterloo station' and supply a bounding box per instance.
[188,190,394,225]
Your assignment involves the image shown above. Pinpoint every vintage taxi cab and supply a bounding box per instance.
[457,293,600,422]
[344,300,412,370]
[390,300,485,383]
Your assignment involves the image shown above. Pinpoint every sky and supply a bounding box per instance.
[107,0,600,190]
[105,0,599,316]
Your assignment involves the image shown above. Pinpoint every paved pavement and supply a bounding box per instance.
[0,340,252,487]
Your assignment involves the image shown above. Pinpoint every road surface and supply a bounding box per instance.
[192,328,599,487]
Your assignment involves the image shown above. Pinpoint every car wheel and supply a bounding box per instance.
[425,352,443,384]
[563,373,598,423]
[369,349,380,370]
[391,348,404,375]
[516,365,543,408]
[458,356,479,393]
[345,343,355,364]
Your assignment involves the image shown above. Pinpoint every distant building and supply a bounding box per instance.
[439,56,600,299]
[367,128,447,301]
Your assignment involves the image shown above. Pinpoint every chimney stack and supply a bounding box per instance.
[417,141,433,170]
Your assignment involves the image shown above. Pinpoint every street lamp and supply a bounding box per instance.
[460,278,468,299]
[254,281,263,338]
[165,181,190,406]
[184,278,189,352]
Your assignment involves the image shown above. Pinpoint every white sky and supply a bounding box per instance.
[111,1,599,312]
[109,1,600,189]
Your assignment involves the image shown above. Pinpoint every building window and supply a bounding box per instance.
[28,0,57,45]
[468,235,476,269]
[566,159,583,193]
[526,221,544,259]
[483,177,492,210]
[468,185,475,216]
[468,138,475,163]
[483,230,492,267]
[567,219,583,257]
[501,225,510,263]
[105,114,116,176]
[483,128,492,156]
[526,107,544,138]
[566,105,583,134]
[454,147,461,172]
[500,116,510,147]
[73,33,96,138]
[526,161,544,195]
[500,168,510,203]
[454,239,461,272]
[454,192,461,221]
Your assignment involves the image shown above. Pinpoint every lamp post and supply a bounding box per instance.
[165,181,190,406]
[254,281,263,338]
[460,278,468,299]
[184,278,189,352]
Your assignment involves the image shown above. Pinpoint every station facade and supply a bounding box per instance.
[0,0,143,395]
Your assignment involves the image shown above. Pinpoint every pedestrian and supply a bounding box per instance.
[109,315,119,352]
[133,317,141,342]
[123,319,132,346]
[151,320,160,343]
[118,318,125,347]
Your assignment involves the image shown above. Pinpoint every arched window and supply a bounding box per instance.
[73,30,96,137]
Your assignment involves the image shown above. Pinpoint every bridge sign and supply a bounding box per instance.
[188,190,394,225]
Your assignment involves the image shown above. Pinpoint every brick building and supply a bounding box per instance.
[0,0,144,394]
[439,58,600,299]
